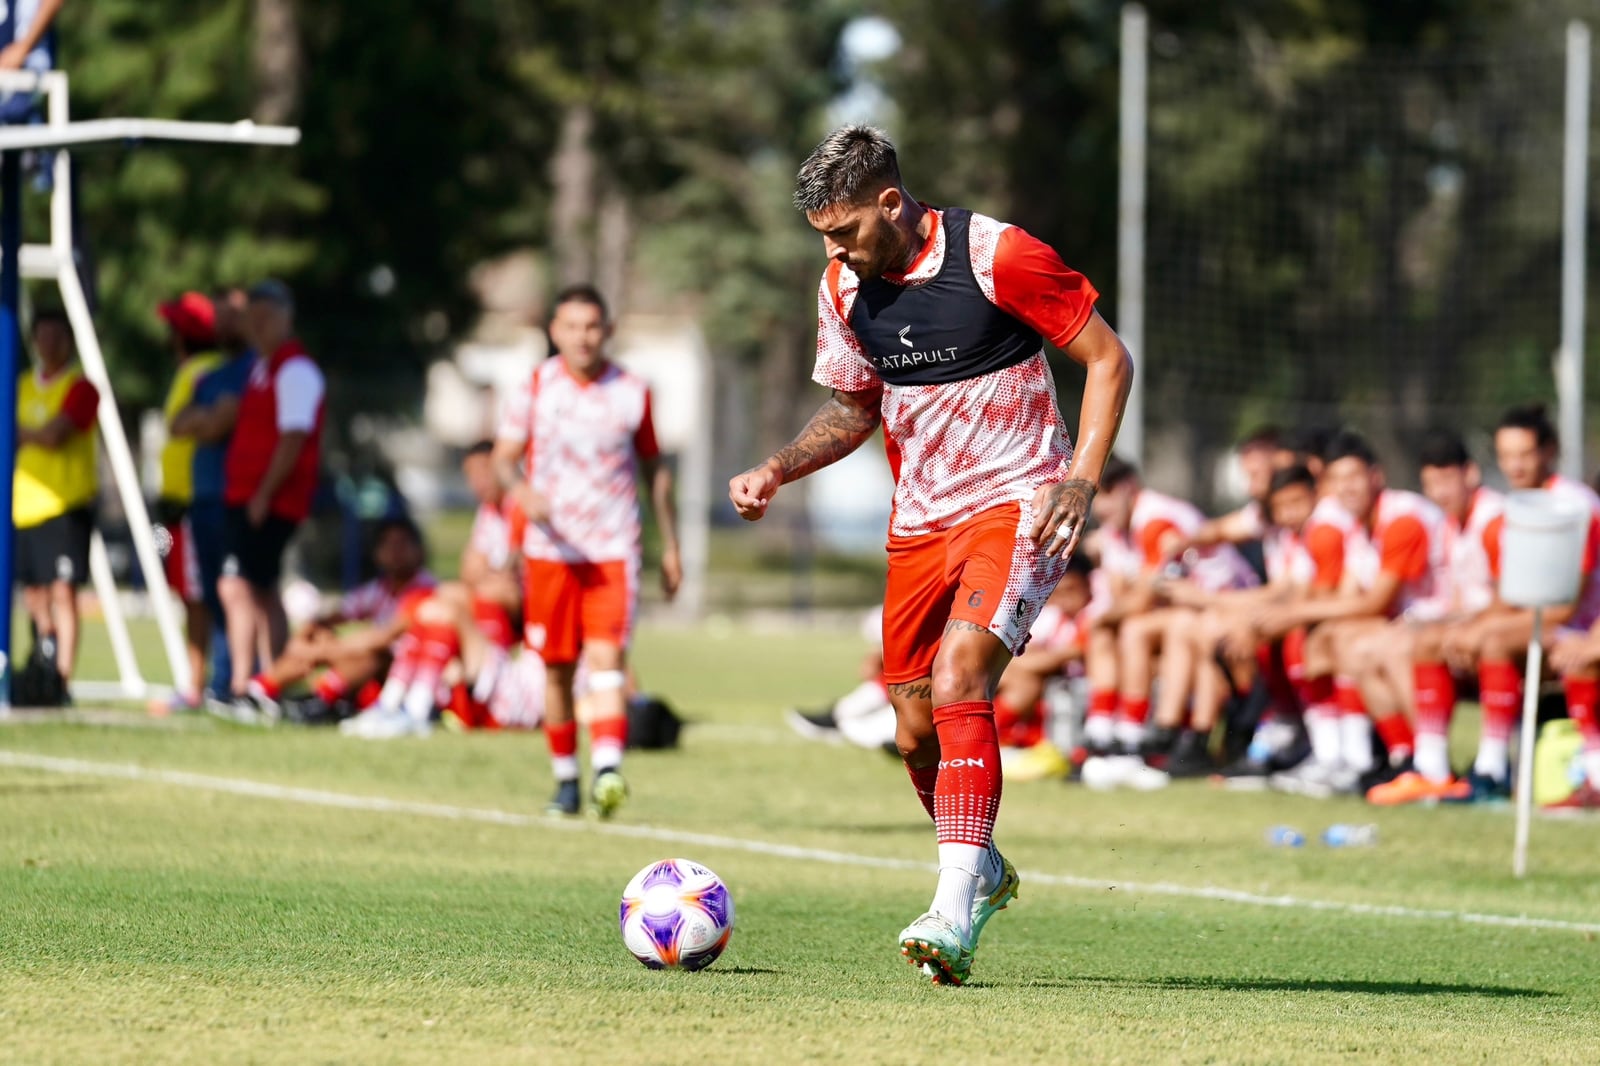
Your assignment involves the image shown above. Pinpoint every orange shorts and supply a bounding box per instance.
[882,501,1069,685]
[522,557,635,665]
[472,597,517,650]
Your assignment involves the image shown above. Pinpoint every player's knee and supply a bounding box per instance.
[895,722,939,765]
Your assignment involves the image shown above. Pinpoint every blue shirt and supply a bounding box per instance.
[190,351,256,502]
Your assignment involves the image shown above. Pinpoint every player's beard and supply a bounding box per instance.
[854,224,917,282]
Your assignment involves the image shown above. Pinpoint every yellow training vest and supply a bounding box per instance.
[158,352,221,503]
[15,365,98,528]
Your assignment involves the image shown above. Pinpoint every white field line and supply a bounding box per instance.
[3,749,1598,936]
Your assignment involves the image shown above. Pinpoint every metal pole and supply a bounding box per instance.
[1513,605,1544,879]
[0,148,17,707]
[1558,21,1590,482]
[1118,4,1148,467]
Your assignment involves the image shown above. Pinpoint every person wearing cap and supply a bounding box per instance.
[214,279,325,721]
[13,307,98,693]
[151,291,223,710]
[171,287,253,698]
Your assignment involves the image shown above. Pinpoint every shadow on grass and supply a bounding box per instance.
[700,966,782,976]
[0,780,107,796]
[1004,974,1555,998]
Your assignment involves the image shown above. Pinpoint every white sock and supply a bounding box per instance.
[1305,705,1342,766]
[1084,714,1114,749]
[376,676,407,712]
[552,754,580,781]
[472,646,506,704]
[402,680,435,723]
[976,840,1005,894]
[1340,714,1375,774]
[930,842,985,938]
[592,742,624,773]
[1474,738,1509,780]
[1113,718,1146,748]
[1583,750,1600,789]
[1414,734,1452,783]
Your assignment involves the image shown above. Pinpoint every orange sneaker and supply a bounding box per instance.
[1366,770,1457,806]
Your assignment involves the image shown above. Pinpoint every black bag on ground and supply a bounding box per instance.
[13,645,67,708]
[626,694,682,750]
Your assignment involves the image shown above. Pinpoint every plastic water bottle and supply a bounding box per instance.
[1321,824,1378,848]
[1265,826,1305,847]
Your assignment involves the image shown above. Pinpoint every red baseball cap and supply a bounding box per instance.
[157,291,217,348]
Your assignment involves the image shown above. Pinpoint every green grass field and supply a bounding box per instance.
[4,621,1600,1064]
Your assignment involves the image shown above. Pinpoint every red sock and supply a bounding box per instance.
[546,719,578,758]
[313,669,349,704]
[250,673,281,699]
[1294,673,1333,710]
[905,762,938,822]
[1412,661,1456,739]
[1258,643,1298,713]
[1118,694,1151,726]
[1563,676,1600,752]
[993,696,1022,743]
[1333,677,1367,717]
[1373,713,1415,758]
[591,714,628,750]
[1282,627,1308,684]
[931,701,1002,847]
[1478,660,1522,744]
[1087,689,1117,723]
[355,680,383,709]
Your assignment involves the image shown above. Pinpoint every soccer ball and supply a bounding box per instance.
[619,858,734,971]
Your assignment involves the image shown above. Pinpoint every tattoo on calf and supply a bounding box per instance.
[887,680,933,700]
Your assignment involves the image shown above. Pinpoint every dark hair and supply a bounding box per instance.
[1280,425,1334,462]
[550,283,608,323]
[1267,464,1317,496]
[793,125,903,212]
[1238,424,1282,451]
[1099,455,1139,490]
[1417,428,1472,470]
[1062,551,1093,580]
[372,516,423,547]
[1496,403,1557,449]
[1322,429,1378,468]
[465,439,495,459]
[30,308,69,332]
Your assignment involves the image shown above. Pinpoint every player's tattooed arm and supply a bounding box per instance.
[1031,478,1098,559]
[729,386,881,522]
[770,387,883,483]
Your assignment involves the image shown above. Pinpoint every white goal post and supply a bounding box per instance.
[0,68,298,704]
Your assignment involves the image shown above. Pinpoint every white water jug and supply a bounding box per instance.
[1499,489,1589,607]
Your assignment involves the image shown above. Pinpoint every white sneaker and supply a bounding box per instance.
[1081,754,1129,791]
[1124,758,1171,791]
[340,707,431,739]
[1269,759,1341,799]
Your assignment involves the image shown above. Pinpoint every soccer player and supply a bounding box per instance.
[728,126,1132,985]
[1416,405,1600,803]
[1361,430,1504,804]
[1254,431,1450,796]
[494,284,682,819]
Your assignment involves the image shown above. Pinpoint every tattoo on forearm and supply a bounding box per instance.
[772,394,881,482]
[887,680,932,700]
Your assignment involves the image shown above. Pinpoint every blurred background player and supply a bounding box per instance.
[1362,430,1503,805]
[170,286,255,699]
[729,125,1131,985]
[494,284,682,818]
[244,516,435,725]
[1416,405,1600,804]
[13,308,97,699]
[151,291,222,711]
[1254,431,1449,797]
[215,280,325,719]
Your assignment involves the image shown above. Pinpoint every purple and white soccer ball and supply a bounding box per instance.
[619,858,734,971]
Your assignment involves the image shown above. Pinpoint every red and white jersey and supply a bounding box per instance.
[812,209,1092,538]
[342,569,437,625]
[1098,489,1258,592]
[1443,486,1504,615]
[488,651,546,729]
[1486,474,1600,627]
[1232,499,1267,540]
[468,500,518,572]
[1263,496,1357,589]
[1343,489,1451,620]
[497,358,661,564]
